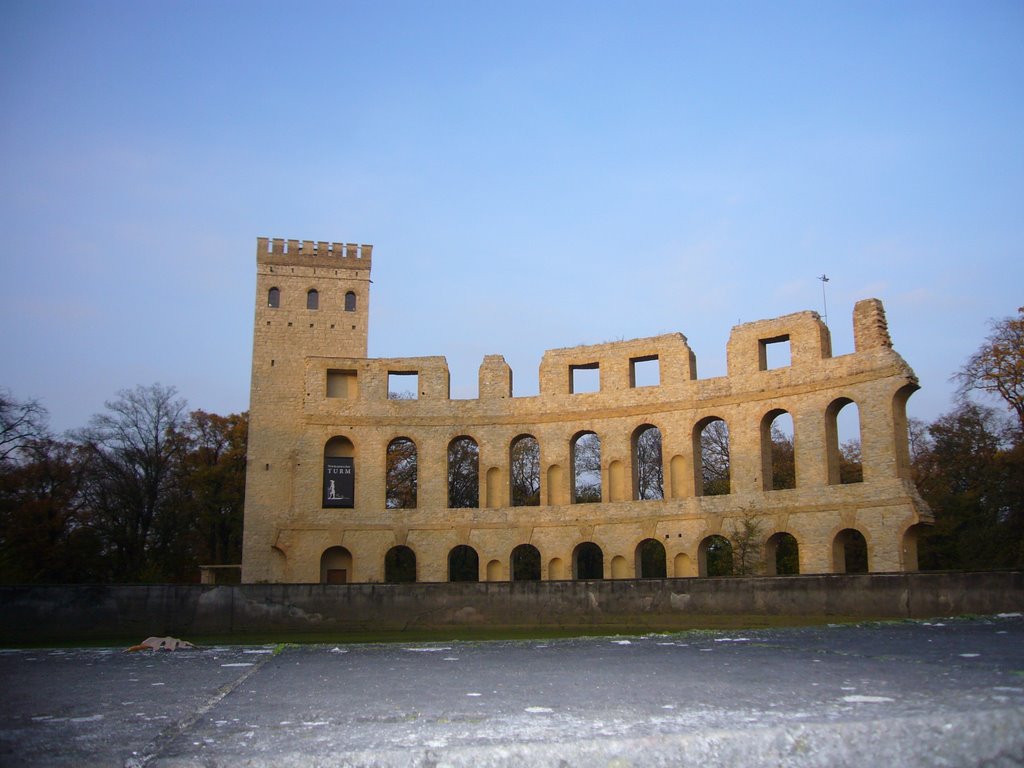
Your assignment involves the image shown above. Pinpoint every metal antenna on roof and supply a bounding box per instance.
[817,274,830,326]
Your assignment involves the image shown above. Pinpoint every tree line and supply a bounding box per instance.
[0,384,246,583]
[1,308,1021,583]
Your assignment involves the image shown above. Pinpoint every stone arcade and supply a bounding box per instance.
[241,237,931,584]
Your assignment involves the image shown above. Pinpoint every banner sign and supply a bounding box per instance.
[323,457,354,508]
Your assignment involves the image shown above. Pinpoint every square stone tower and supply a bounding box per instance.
[241,238,372,581]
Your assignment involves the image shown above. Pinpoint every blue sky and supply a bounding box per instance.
[1,1,1022,433]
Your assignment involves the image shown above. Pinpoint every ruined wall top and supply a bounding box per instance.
[853,298,893,351]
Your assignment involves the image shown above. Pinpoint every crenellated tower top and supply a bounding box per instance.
[257,237,372,270]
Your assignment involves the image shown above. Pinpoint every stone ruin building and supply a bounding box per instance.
[241,237,932,584]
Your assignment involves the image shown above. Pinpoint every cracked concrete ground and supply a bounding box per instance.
[1,615,1023,767]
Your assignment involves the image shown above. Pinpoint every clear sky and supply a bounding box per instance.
[1,1,1021,434]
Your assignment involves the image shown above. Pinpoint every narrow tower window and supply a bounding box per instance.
[307,289,319,310]
[267,287,280,308]
[345,291,357,312]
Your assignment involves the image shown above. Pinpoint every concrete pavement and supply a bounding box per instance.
[2,615,1023,766]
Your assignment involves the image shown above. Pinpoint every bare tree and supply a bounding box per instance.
[0,389,49,464]
[700,420,730,495]
[573,432,601,502]
[634,426,664,500]
[447,437,479,508]
[839,438,863,484]
[956,307,1024,431]
[75,384,188,580]
[510,436,540,506]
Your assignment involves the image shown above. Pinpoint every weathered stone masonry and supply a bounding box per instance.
[241,237,932,584]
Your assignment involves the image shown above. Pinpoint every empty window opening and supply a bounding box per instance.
[761,410,795,490]
[447,436,479,508]
[448,545,479,582]
[388,372,419,400]
[326,369,358,399]
[759,334,791,370]
[698,535,733,577]
[833,528,868,574]
[384,546,416,583]
[571,431,601,503]
[570,363,600,394]
[630,355,660,388]
[511,544,542,581]
[696,417,731,496]
[827,398,863,484]
[306,289,319,310]
[766,532,800,575]
[635,538,667,578]
[632,424,664,500]
[510,435,540,507]
[320,546,352,584]
[344,291,357,312]
[573,542,604,580]
[267,287,280,308]
[385,438,417,509]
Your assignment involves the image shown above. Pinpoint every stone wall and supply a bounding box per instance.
[1,573,1021,644]
[241,236,932,585]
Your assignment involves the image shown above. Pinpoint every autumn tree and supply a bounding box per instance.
[956,307,1024,431]
[0,395,103,583]
[385,437,418,509]
[176,410,248,570]
[770,424,796,490]
[914,402,1023,569]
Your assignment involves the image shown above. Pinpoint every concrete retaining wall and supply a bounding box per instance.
[1,572,1021,645]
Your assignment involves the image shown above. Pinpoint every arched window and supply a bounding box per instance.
[761,409,796,490]
[511,544,541,581]
[448,545,479,582]
[447,436,479,508]
[323,436,355,508]
[573,542,603,579]
[267,287,280,308]
[833,528,868,573]
[307,289,319,310]
[632,424,664,500]
[344,291,357,312]
[510,435,540,506]
[698,535,733,577]
[635,538,667,578]
[571,431,601,503]
[694,417,730,496]
[385,438,417,509]
[384,546,416,583]
[765,532,799,575]
[826,398,863,484]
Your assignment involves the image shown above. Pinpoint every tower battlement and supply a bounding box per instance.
[257,237,372,267]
